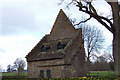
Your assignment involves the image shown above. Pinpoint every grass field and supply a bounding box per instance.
[2,72,28,77]
[1,71,118,80]
[2,71,114,77]
[88,71,114,77]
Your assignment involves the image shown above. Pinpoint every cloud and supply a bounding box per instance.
[0,0,113,71]
[0,48,5,53]
[1,6,36,35]
[0,0,61,69]
[0,0,61,36]
[0,34,40,69]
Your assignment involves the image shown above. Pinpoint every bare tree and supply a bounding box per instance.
[80,25,104,60]
[102,53,114,71]
[14,58,26,76]
[94,55,111,71]
[104,45,114,71]
[78,24,104,73]
[103,53,114,62]
[60,0,120,75]
[104,45,114,62]
[7,64,12,72]
[97,55,107,63]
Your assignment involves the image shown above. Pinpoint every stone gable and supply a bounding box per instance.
[49,9,76,41]
[26,9,86,78]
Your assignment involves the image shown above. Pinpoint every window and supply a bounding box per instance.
[40,70,44,78]
[57,42,66,50]
[41,45,46,52]
[41,45,50,52]
[47,70,51,78]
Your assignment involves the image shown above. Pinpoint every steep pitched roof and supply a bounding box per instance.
[49,9,76,41]
[26,9,84,62]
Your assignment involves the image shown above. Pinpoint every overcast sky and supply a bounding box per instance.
[0,0,113,70]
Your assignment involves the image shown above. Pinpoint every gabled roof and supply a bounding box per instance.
[49,9,76,41]
[26,9,84,62]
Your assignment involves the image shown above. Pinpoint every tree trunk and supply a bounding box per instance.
[113,33,120,75]
[87,52,90,75]
[113,20,120,75]
[86,58,90,75]
[111,2,120,76]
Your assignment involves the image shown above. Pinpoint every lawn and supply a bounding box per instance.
[87,71,115,78]
[2,72,28,77]
[2,71,114,77]
[1,71,116,79]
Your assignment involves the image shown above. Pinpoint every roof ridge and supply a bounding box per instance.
[50,9,65,34]
[50,9,75,34]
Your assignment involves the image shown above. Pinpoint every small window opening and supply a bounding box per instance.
[57,42,66,50]
[40,70,44,78]
[41,45,50,52]
[47,70,51,78]
[41,45,46,52]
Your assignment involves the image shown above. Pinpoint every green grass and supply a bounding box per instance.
[2,72,28,76]
[1,71,119,80]
[2,71,114,78]
[88,71,114,77]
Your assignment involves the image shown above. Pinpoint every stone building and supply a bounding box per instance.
[26,9,86,78]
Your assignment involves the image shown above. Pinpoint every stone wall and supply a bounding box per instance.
[49,9,76,41]
[38,66,65,78]
[27,59,65,78]
[28,54,86,78]
[63,47,86,78]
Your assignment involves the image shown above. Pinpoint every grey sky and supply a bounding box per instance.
[0,48,5,53]
[0,0,113,70]
[1,6,35,35]
[0,0,63,70]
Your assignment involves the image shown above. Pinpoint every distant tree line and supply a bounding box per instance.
[90,53,114,71]
[7,58,26,76]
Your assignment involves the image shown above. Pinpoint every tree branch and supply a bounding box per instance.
[76,1,113,33]
[74,16,91,26]
[65,1,73,9]
[59,0,114,33]
[87,2,97,15]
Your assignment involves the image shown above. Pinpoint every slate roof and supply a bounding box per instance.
[32,38,71,61]
[26,9,83,62]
